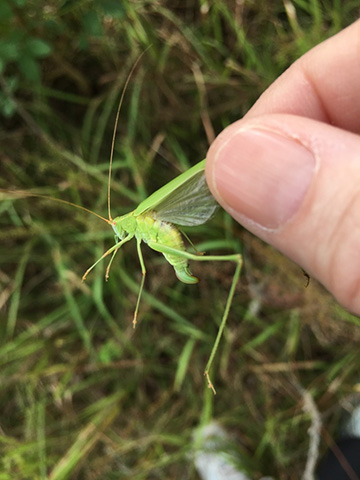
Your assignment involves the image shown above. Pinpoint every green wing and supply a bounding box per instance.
[154,169,218,226]
[133,159,219,226]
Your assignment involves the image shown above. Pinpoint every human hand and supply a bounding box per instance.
[205,20,360,315]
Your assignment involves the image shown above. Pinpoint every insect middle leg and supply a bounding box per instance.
[147,241,242,394]
[133,239,146,328]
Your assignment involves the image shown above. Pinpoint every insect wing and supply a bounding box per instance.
[133,159,218,226]
[155,169,219,226]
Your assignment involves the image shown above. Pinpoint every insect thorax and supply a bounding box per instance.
[133,212,180,246]
[113,211,186,255]
[112,212,137,239]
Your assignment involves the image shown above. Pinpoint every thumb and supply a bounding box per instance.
[206,113,360,315]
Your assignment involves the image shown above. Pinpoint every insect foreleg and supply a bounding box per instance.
[147,241,242,394]
[82,234,133,282]
[133,239,146,328]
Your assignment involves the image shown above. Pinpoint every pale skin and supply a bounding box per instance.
[205,19,360,316]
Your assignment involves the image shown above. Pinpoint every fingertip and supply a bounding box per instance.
[206,113,360,315]
[206,118,315,230]
[205,121,241,202]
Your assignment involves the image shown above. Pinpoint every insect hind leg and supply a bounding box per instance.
[148,241,243,394]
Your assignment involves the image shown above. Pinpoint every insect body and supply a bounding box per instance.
[82,159,222,305]
[109,158,217,282]
[113,211,198,284]
[82,159,219,314]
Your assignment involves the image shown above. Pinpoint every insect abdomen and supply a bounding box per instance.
[157,223,198,284]
[138,214,198,284]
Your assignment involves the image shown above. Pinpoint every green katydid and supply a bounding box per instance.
[81,157,242,393]
[4,157,242,392]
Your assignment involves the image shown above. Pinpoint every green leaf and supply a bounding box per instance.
[99,0,126,18]
[0,94,16,118]
[0,40,20,62]
[18,55,40,82]
[26,38,52,58]
[82,11,103,37]
[77,34,89,51]
[44,19,65,35]
[6,75,18,91]
[0,1,13,22]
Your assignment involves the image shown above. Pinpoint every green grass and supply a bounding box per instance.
[1,1,360,479]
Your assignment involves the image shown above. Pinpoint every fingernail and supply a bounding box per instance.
[213,127,316,229]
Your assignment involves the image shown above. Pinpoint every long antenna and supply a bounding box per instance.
[108,47,151,222]
[1,190,111,224]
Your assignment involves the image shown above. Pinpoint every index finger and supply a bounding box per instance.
[246,19,360,134]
